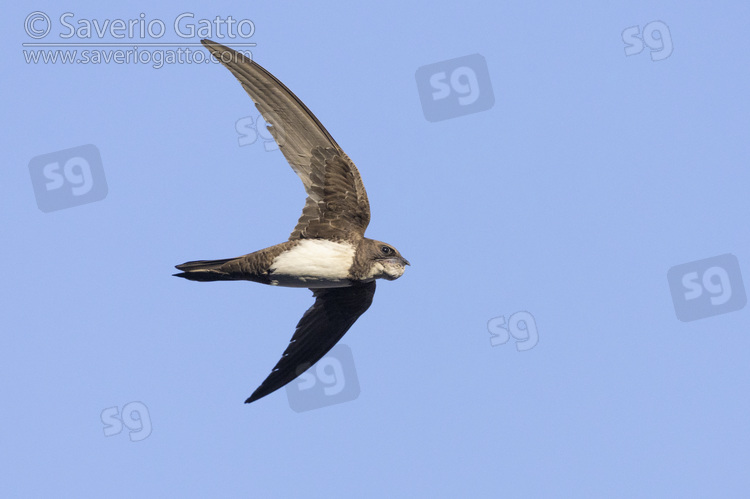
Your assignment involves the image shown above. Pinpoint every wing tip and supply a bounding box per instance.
[244,390,264,404]
[200,39,250,63]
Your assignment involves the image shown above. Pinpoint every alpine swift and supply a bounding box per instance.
[175,39,410,404]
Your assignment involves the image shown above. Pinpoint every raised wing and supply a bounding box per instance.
[245,281,376,404]
[201,39,371,242]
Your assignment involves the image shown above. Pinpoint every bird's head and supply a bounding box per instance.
[362,239,410,281]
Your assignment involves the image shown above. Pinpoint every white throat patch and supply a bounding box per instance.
[269,239,356,287]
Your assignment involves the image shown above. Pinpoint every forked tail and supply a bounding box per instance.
[173,257,237,282]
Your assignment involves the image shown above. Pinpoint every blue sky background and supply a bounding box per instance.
[3,1,749,497]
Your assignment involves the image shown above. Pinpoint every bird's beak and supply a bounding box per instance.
[400,256,411,266]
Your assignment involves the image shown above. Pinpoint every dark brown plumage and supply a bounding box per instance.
[174,40,408,405]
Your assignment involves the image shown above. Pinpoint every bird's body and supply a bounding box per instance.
[176,237,405,288]
[268,239,357,288]
[175,39,409,404]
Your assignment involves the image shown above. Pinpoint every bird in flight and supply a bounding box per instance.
[175,39,410,404]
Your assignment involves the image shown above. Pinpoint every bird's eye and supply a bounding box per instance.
[381,246,392,255]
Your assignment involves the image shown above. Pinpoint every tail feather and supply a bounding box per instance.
[174,257,236,281]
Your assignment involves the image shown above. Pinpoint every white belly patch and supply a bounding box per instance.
[269,239,356,288]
